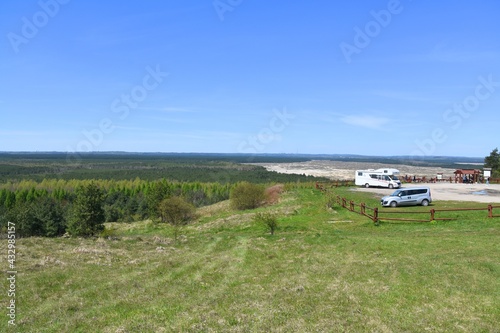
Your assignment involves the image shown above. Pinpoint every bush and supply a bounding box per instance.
[157,196,196,225]
[253,212,278,235]
[325,193,337,209]
[230,182,265,210]
[157,196,196,241]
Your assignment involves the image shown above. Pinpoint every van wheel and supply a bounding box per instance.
[421,199,429,206]
[364,183,370,188]
[388,184,393,189]
[390,201,397,207]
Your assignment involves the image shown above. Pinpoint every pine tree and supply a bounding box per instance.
[67,183,105,237]
[4,191,16,209]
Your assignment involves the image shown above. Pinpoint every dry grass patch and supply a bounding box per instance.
[196,199,232,217]
[265,184,285,204]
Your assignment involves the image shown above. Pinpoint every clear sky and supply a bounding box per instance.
[1,0,499,157]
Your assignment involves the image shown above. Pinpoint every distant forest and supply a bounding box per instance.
[0,152,316,183]
[0,153,328,237]
[0,152,486,238]
[0,152,485,182]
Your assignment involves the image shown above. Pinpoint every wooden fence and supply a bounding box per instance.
[315,181,355,190]
[326,193,500,225]
[401,177,500,184]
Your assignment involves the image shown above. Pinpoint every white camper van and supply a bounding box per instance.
[355,168,401,189]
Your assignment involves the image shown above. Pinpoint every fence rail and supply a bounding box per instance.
[320,186,500,224]
[315,181,355,190]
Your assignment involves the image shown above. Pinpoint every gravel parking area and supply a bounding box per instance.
[353,183,500,203]
[255,160,500,203]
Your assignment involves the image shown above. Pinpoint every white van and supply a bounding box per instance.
[381,187,432,207]
[355,169,401,189]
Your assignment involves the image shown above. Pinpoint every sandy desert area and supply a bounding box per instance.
[254,160,500,203]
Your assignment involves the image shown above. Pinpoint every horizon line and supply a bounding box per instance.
[0,150,487,160]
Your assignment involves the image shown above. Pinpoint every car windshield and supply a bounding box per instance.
[391,176,399,180]
[391,190,401,196]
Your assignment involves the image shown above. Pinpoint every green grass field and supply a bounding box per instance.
[2,186,499,332]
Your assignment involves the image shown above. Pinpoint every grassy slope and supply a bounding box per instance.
[2,187,499,332]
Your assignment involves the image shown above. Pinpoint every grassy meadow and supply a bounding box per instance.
[2,186,499,332]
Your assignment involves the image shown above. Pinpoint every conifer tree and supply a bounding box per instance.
[67,183,105,237]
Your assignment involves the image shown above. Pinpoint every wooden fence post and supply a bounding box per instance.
[373,208,379,225]
[488,205,493,218]
[430,209,435,221]
[349,201,354,212]
[361,203,365,215]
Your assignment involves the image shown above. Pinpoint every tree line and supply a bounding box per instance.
[0,179,233,237]
[0,153,325,183]
[0,179,302,238]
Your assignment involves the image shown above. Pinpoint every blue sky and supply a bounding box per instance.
[1,0,499,157]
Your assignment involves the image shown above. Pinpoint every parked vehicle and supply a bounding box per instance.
[355,169,401,189]
[381,187,432,207]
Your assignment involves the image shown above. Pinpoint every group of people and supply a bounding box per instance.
[460,175,492,184]
[402,175,436,183]
[402,174,493,184]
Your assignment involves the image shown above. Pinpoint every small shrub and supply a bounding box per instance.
[254,212,279,235]
[325,194,337,209]
[157,196,196,225]
[157,196,196,241]
[230,182,265,210]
